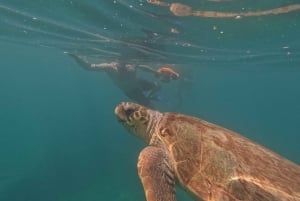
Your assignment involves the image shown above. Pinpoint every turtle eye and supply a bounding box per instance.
[124,108,135,117]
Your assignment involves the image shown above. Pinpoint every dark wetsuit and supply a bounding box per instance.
[105,64,160,107]
[66,53,161,107]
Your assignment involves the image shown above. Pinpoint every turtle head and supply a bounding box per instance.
[115,102,158,142]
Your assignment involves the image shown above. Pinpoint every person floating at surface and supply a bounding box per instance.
[65,52,180,107]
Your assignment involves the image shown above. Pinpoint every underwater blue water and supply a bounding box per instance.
[0,0,300,200]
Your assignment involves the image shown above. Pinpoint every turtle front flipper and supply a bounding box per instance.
[138,146,176,201]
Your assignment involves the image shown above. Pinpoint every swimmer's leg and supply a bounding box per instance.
[125,89,152,107]
[137,78,161,99]
[147,83,161,101]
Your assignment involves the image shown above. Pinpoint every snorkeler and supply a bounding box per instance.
[65,53,179,107]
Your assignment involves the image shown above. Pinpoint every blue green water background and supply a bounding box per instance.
[0,0,300,200]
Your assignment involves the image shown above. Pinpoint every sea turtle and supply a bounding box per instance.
[115,102,300,201]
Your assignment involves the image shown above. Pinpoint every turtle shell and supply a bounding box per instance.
[115,102,300,201]
[155,112,300,201]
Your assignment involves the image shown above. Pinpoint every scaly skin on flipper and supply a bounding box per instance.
[138,146,176,201]
[115,102,300,201]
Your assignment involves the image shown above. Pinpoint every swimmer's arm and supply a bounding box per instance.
[91,62,118,70]
[65,52,116,71]
[136,64,158,74]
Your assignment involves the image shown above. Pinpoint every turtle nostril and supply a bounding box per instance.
[124,108,135,117]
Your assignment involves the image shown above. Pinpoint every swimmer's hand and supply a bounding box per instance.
[64,52,94,70]
[64,51,78,58]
